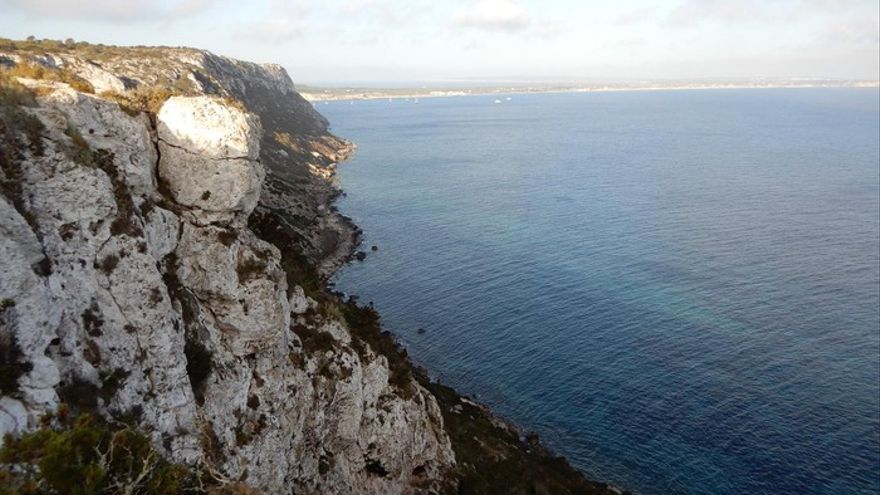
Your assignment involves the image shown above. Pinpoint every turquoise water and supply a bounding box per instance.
[322,89,880,495]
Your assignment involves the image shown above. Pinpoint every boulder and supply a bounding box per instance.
[158,96,260,160]
[157,96,264,223]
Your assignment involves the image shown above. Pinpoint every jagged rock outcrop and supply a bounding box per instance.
[0,52,453,493]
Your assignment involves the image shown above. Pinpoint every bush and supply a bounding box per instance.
[0,62,94,94]
[0,413,202,494]
[100,87,177,116]
[0,73,37,108]
[0,75,45,157]
[0,411,263,495]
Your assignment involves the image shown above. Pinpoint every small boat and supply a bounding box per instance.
[494,99,502,104]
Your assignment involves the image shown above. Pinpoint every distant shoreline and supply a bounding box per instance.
[300,80,880,102]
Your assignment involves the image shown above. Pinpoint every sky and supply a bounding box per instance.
[0,0,878,85]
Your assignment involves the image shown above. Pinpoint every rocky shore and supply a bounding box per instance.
[0,38,624,494]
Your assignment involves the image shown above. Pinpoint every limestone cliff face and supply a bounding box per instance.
[0,48,453,494]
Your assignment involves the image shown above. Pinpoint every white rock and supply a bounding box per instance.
[158,143,264,219]
[157,96,260,160]
[68,59,128,94]
[0,398,28,436]
[41,88,157,195]
[289,285,310,315]
[156,96,264,222]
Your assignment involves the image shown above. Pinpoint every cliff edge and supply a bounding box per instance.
[0,39,622,495]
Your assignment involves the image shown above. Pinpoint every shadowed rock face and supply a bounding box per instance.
[0,47,453,494]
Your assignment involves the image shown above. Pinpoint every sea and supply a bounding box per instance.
[321,88,880,495]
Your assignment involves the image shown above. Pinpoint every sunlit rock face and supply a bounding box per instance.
[157,96,264,226]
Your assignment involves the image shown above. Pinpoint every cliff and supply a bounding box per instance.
[0,39,621,495]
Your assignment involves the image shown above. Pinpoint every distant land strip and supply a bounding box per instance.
[300,79,880,102]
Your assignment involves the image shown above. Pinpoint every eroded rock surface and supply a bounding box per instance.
[0,67,453,493]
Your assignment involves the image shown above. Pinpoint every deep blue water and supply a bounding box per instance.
[321,89,880,495]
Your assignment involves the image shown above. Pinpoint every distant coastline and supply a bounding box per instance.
[300,79,880,102]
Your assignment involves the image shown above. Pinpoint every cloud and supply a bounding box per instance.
[234,18,305,43]
[666,0,879,27]
[533,20,570,40]
[0,0,218,22]
[616,6,660,25]
[666,0,764,27]
[232,0,309,44]
[452,0,531,32]
[817,16,880,47]
[339,0,387,16]
[338,0,404,25]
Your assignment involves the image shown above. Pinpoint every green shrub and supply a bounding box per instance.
[0,410,264,494]
[0,413,202,494]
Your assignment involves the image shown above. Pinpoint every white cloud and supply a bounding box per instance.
[340,0,386,16]
[234,18,304,43]
[0,0,217,22]
[666,0,879,27]
[232,1,310,44]
[616,6,660,25]
[452,0,530,32]
[818,16,880,47]
[666,0,764,27]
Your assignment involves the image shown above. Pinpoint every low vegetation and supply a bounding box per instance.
[100,87,178,116]
[336,300,415,395]
[422,376,625,495]
[0,74,44,249]
[0,62,94,94]
[0,410,258,495]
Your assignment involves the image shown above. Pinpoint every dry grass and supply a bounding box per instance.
[1,62,94,93]
[101,86,178,116]
[273,131,301,152]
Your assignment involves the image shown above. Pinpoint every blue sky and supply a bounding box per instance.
[1,0,878,84]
